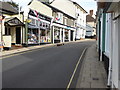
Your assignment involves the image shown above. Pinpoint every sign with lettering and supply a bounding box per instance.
[29,9,51,22]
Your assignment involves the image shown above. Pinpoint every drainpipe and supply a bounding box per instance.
[107,13,112,87]
[52,26,54,44]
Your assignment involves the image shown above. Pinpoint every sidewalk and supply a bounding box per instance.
[76,44,107,88]
[1,39,94,57]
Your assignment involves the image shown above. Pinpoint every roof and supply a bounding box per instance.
[86,15,96,22]
[68,0,87,13]
[0,1,18,15]
[5,17,24,26]
[43,2,76,20]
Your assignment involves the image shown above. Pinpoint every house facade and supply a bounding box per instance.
[74,2,87,39]
[97,1,120,89]
[86,10,96,37]
[50,0,76,43]
[23,0,53,45]
[0,1,24,49]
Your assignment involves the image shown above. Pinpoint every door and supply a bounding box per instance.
[16,27,21,44]
[71,31,73,41]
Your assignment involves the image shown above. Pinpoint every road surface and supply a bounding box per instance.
[2,40,95,88]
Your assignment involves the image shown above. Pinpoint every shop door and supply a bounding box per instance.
[71,31,73,41]
[61,31,63,42]
[16,27,21,44]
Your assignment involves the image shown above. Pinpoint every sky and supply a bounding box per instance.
[2,0,97,14]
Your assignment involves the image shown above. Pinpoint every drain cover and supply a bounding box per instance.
[93,78,99,80]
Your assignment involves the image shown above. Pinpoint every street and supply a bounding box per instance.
[2,41,95,88]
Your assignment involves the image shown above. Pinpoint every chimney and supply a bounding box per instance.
[90,10,93,17]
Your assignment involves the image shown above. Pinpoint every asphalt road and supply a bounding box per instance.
[2,40,95,88]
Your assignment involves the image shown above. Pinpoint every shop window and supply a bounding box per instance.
[43,23,46,27]
[46,24,50,29]
[41,30,46,36]
[54,30,60,40]
[40,21,42,26]
[28,29,38,44]
[65,31,68,39]
[32,19,35,25]
[36,20,39,26]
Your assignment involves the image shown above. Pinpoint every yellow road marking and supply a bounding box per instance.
[66,48,87,90]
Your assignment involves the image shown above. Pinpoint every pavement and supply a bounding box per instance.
[76,43,107,88]
[1,39,107,88]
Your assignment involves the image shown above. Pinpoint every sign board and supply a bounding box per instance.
[3,35,11,48]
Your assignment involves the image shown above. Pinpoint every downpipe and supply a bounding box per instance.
[107,56,112,88]
[107,67,112,87]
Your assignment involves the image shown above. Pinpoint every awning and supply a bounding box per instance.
[5,17,24,26]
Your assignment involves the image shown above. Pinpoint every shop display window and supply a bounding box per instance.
[65,30,69,40]
[54,30,60,40]
[28,29,39,44]
[40,30,51,43]
[31,18,35,25]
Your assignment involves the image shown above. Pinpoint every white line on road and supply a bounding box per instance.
[66,47,87,90]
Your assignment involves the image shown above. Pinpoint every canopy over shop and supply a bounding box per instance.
[4,17,24,48]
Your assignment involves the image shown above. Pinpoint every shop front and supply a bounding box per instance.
[40,22,51,44]
[52,23,76,43]
[28,25,39,44]
[54,26,60,43]
[64,29,69,42]
[4,17,24,48]
[27,9,52,45]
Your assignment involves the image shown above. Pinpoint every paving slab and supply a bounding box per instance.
[76,43,107,88]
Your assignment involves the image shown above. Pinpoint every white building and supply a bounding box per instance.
[74,2,87,39]
[50,0,77,43]
[50,0,87,40]
[97,1,120,89]
[86,10,96,37]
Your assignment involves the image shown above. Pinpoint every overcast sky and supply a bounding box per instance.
[2,0,97,14]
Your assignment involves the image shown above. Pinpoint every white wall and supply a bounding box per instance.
[51,0,76,18]
[107,2,120,88]
[29,0,52,17]
[112,16,119,88]
[11,27,16,44]
[75,5,87,39]
[118,16,120,90]
[105,13,111,58]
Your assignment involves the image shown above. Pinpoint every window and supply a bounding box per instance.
[41,30,46,36]
[40,21,42,26]
[5,27,11,35]
[32,19,35,25]
[43,22,46,27]
[36,20,39,26]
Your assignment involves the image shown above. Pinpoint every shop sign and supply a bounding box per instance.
[0,15,4,24]
[66,26,71,29]
[26,19,32,23]
[29,9,51,22]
